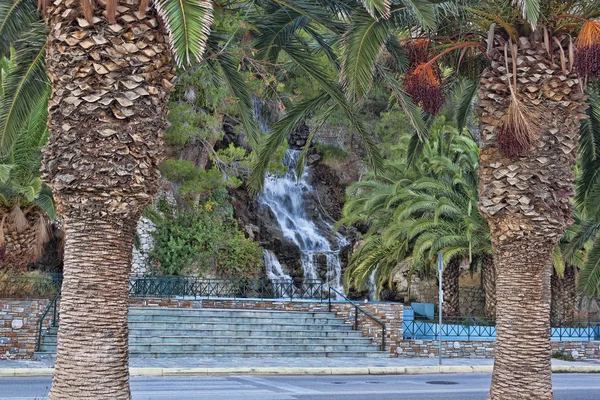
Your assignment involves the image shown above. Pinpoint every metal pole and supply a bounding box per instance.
[438,252,443,366]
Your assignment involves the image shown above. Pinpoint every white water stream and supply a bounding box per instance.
[259,150,346,295]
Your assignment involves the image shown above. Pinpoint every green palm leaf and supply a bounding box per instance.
[512,0,540,28]
[155,0,213,67]
[216,53,261,147]
[0,0,39,57]
[578,237,600,299]
[341,11,389,101]
[360,0,391,20]
[0,23,48,156]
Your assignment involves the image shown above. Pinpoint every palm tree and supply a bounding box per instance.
[342,121,493,317]
[0,50,55,271]
[339,1,600,397]
[1,0,218,397]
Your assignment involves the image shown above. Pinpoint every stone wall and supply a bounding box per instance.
[396,340,495,359]
[397,339,600,360]
[130,298,403,357]
[552,341,600,361]
[459,286,485,317]
[0,299,50,359]
[131,216,155,276]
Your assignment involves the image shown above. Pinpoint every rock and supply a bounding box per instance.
[11,320,23,330]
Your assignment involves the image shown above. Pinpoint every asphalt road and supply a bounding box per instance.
[1,373,600,400]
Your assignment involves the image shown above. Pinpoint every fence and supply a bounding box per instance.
[128,276,326,300]
[403,317,600,342]
[2,274,333,301]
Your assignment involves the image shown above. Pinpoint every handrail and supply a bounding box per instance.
[328,287,386,352]
[36,288,61,352]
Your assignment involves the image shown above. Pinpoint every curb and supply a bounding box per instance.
[1,365,599,377]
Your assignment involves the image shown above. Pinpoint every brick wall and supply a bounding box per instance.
[397,340,600,360]
[130,298,403,356]
[0,299,50,359]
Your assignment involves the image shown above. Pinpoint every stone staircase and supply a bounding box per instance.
[36,307,385,358]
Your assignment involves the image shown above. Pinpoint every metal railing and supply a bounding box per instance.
[404,317,600,342]
[403,317,495,341]
[129,276,326,301]
[36,288,61,352]
[328,287,386,351]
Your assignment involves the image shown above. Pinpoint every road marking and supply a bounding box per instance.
[234,376,321,394]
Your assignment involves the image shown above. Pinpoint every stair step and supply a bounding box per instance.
[129,344,381,352]
[37,307,387,359]
[128,322,352,330]
[128,315,345,324]
[128,351,387,358]
[129,308,333,318]
[129,336,373,345]
[128,328,363,337]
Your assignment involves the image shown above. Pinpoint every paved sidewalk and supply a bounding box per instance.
[1,356,599,377]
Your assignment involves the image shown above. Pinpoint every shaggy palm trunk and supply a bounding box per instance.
[477,32,587,400]
[2,214,36,272]
[42,0,173,398]
[551,264,577,325]
[481,255,496,321]
[442,257,460,317]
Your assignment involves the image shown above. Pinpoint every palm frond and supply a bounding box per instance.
[283,39,384,174]
[512,0,540,28]
[248,92,331,194]
[0,0,39,57]
[0,23,47,156]
[578,237,600,299]
[216,53,261,147]
[455,78,478,133]
[360,0,390,21]
[340,10,389,102]
[155,0,213,67]
[401,0,437,29]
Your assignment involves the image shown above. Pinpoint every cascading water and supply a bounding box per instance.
[259,150,346,295]
[263,249,291,282]
[368,270,378,301]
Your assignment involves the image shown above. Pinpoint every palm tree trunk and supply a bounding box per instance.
[481,255,496,321]
[551,264,577,325]
[477,32,588,400]
[488,239,553,399]
[42,0,173,398]
[49,218,136,399]
[442,257,460,317]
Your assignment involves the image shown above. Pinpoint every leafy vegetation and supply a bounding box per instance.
[148,191,262,277]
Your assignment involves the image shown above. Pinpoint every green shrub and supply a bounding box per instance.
[314,143,349,164]
[149,203,263,278]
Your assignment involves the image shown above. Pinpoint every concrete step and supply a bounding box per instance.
[128,328,364,338]
[128,351,387,358]
[37,307,387,359]
[129,336,373,345]
[129,308,333,319]
[127,315,345,325]
[128,343,381,353]
[127,322,352,331]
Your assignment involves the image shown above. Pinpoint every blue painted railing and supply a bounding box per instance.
[403,313,600,342]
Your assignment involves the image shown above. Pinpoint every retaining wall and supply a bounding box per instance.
[0,299,49,359]
[397,339,600,360]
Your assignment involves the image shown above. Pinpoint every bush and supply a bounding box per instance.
[0,271,61,298]
[149,203,263,278]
